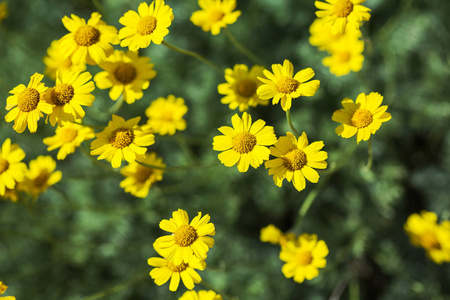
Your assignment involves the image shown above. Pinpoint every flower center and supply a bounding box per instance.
[114,63,137,84]
[0,157,9,174]
[351,109,373,128]
[51,84,75,106]
[297,251,313,266]
[167,261,189,273]
[74,25,100,46]
[276,77,300,94]
[135,167,153,183]
[420,232,441,250]
[209,10,225,22]
[174,224,198,247]
[283,149,307,171]
[18,88,40,112]
[334,0,354,17]
[338,51,351,62]
[60,127,78,143]
[232,132,257,154]
[137,16,157,35]
[110,128,134,148]
[236,79,257,98]
[33,171,50,188]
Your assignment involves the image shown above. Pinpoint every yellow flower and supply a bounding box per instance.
[322,36,364,76]
[21,156,62,198]
[260,224,295,246]
[257,59,320,111]
[265,132,327,192]
[404,211,450,264]
[309,17,361,52]
[332,92,391,144]
[154,209,215,265]
[90,115,155,168]
[44,40,86,81]
[5,73,52,133]
[0,139,27,197]
[145,95,188,135]
[218,64,267,112]
[120,152,165,198]
[1,187,19,203]
[0,281,16,300]
[280,233,328,283]
[94,50,157,104]
[213,112,277,172]
[43,122,95,160]
[118,0,174,51]
[148,252,206,292]
[191,0,241,35]
[0,2,8,23]
[59,12,119,65]
[45,70,95,126]
[179,290,223,300]
[315,0,371,34]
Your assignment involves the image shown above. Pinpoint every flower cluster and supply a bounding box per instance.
[148,209,216,292]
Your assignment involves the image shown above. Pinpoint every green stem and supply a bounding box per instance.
[286,109,300,137]
[176,133,197,164]
[349,279,360,300]
[223,27,266,66]
[81,273,147,300]
[109,94,124,115]
[365,137,373,170]
[162,41,223,73]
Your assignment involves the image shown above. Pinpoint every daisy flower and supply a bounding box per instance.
[315,0,371,34]
[90,115,155,168]
[154,209,215,265]
[118,0,174,51]
[0,1,8,23]
[179,290,223,300]
[265,132,327,192]
[120,152,165,198]
[190,0,241,35]
[257,59,320,111]
[309,17,361,52]
[280,233,329,283]
[145,95,188,136]
[94,50,157,104]
[5,73,52,133]
[332,92,391,144]
[404,211,450,264]
[44,39,86,81]
[212,112,277,172]
[0,281,16,300]
[260,224,295,246]
[59,12,119,65]
[21,156,62,198]
[0,139,27,196]
[45,69,95,126]
[322,36,364,77]
[148,252,206,292]
[43,122,95,160]
[218,64,267,112]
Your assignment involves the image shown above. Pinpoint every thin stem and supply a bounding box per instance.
[81,273,147,300]
[286,109,300,137]
[109,94,124,115]
[365,137,373,170]
[176,133,197,164]
[349,279,360,300]
[162,41,223,73]
[223,27,266,66]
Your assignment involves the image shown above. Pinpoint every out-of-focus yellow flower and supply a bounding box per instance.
[179,290,223,300]
[190,0,241,35]
[0,281,16,300]
[118,0,174,51]
[21,156,62,198]
[309,18,361,52]
[260,224,295,246]
[0,2,9,23]
[145,95,188,136]
[322,36,364,76]
[44,40,86,81]
[0,139,27,197]
[94,50,156,104]
[218,64,267,112]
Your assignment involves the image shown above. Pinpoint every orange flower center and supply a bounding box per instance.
[51,83,75,106]
[283,148,307,171]
[167,261,189,273]
[18,88,40,112]
[420,232,441,250]
[114,63,137,84]
[74,25,100,46]
[32,171,50,189]
[338,51,351,62]
[334,0,354,17]
[232,132,257,154]
[276,77,300,94]
[174,224,198,247]
[297,251,313,266]
[237,79,257,98]
[134,166,154,183]
[209,10,225,22]
[0,157,9,174]
[60,127,79,143]
[110,128,134,148]
[137,16,157,35]
[351,109,373,128]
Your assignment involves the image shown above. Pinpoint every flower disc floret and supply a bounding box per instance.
[74,25,100,46]
[174,225,199,247]
[114,63,137,84]
[137,16,158,35]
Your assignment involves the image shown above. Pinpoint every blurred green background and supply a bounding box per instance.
[1,0,450,299]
